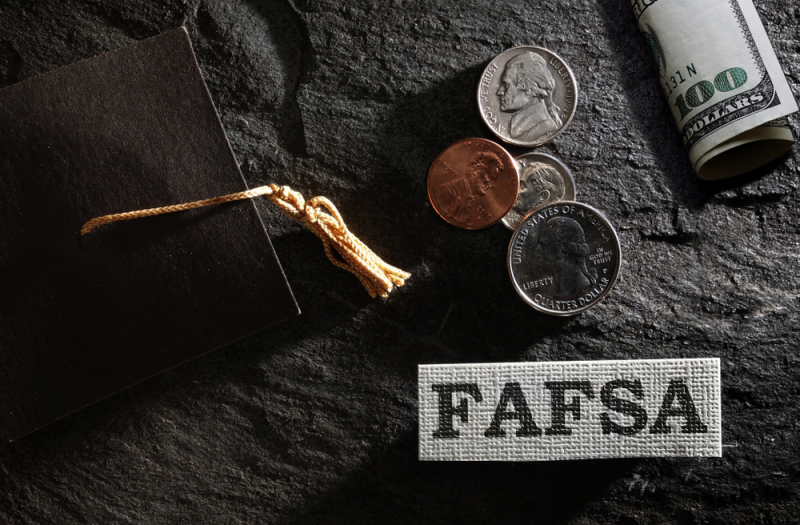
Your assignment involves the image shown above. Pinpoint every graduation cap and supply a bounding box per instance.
[0,28,303,442]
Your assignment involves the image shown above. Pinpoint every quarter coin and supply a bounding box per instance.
[478,46,578,147]
[427,138,519,229]
[501,152,576,230]
[507,201,621,315]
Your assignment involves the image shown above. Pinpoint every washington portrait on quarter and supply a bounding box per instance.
[507,201,621,316]
[501,152,576,230]
[478,46,578,147]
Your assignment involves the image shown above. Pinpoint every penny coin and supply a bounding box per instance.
[501,152,576,230]
[427,138,520,229]
[478,46,578,147]
[507,201,621,316]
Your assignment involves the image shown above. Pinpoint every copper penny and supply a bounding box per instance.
[427,138,519,229]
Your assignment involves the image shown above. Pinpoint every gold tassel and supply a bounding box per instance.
[81,184,411,298]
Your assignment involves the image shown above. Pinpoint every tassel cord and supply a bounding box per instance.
[81,184,411,298]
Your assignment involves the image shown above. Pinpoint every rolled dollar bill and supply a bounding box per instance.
[633,0,798,180]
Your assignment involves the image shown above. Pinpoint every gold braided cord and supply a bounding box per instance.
[81,184,411,298]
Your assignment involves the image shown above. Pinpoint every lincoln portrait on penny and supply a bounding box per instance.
[431,151,505,226]
[496,52,563,142]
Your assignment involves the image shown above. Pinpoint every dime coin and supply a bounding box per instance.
[478,46,578,147]
[507,201,621,315]
[427,138,520,229]
[501,152,576,230]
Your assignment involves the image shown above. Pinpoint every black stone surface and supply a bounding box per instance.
[0,0,798,523]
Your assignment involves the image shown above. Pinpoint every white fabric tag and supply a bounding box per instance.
[418,358,721,461]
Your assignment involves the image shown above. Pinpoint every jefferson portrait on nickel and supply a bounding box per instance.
[496,52,563,142]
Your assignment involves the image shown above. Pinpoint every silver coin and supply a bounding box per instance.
[507,201,621,316]
[478,46,578,147]
[501,152,576,230]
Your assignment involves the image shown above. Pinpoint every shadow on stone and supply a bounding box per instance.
[281,431,639,525]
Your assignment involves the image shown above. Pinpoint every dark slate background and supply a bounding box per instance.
[1,0,798,523]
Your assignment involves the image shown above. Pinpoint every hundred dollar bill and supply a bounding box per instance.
[633,0,798,180]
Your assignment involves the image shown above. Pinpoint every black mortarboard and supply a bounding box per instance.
[0,28,299,442]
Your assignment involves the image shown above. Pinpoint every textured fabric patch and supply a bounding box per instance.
[419,359,721,461]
